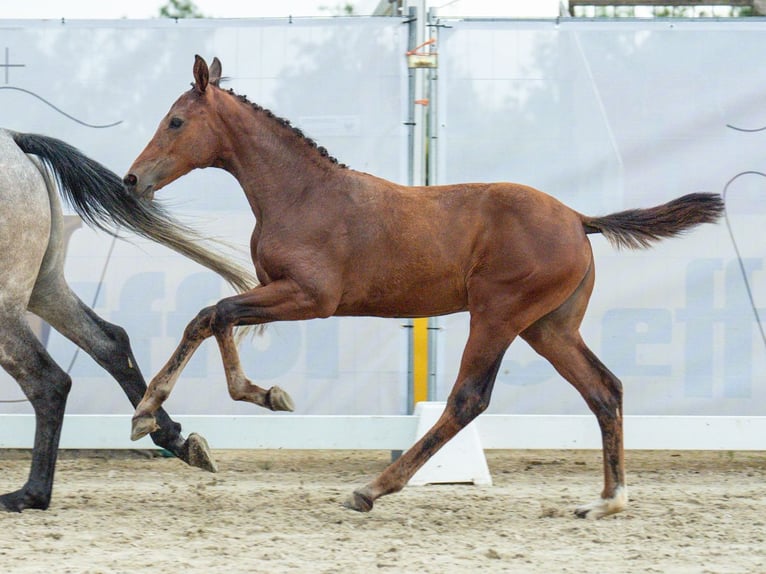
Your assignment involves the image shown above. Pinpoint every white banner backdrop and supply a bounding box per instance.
[1,17,764,434]
[434,19,766,416]
[0,18,410,417]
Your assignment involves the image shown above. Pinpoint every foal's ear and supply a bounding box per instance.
[209,57,223,87]
[193,54,209,93]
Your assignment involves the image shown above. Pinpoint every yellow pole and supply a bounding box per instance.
[412,317,429,404]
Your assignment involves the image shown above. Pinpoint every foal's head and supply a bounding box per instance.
[123,55,224,199]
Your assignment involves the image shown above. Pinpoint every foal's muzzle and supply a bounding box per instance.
[122,173,155,200]
[122,173,138,189]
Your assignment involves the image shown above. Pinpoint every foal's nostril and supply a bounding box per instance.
[123,173,138,188]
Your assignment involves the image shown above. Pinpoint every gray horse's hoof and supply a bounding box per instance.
[267,386,295,412]
[131,414,159,441]
[184,433,218,473]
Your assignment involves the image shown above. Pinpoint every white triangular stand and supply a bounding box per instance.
[407,401,492,486]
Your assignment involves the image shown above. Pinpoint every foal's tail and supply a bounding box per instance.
[12,131,257,294]
[582,192,725,250]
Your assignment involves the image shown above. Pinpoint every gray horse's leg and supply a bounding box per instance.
[27,149,215,473]
[28,285,217,473]
[0,314,71,511]
[0,131,67,510]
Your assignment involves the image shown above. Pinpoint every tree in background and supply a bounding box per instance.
[158,1,355,18]
[320,3,356,15]
[159,0,204,18]
[569,1,764,17]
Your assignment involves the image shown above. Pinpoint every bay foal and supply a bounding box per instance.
[123,56,724,518]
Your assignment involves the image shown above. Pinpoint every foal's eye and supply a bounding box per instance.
[169,117,184,129]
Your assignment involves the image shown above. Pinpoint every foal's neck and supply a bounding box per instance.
[216,91,345,216]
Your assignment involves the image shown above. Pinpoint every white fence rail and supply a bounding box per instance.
[1,414,764,451]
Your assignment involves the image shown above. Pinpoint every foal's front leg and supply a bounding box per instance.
[215,324,294,412]
[131,305,217,440]
[131,280,317,441]
[205,280,328,411]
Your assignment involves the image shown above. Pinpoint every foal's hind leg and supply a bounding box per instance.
[28,285,216,472]
[521,264,627,519]
[0,315,71,511]
[346,312,512,512]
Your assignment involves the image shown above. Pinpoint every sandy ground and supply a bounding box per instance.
[1,448,764,573]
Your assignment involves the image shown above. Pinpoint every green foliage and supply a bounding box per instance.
[159,0,204,19]
[319,2,356,15]
[572,4,761,18]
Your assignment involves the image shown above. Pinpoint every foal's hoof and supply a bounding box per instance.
[574,487,628,520]
[183,433,218,473]
[267,386,295,412]
[131,414,159,441]
[343,489,374,513]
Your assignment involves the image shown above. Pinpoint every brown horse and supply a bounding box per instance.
[123,55,724,519]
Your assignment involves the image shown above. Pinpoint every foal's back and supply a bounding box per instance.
[330,172,592,320]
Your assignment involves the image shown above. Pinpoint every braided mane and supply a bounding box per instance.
[224,88,348,169]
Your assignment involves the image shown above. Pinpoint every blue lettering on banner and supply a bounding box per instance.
[240,318,340,381]
[166,272,224,377]
[83,270,340,382]
[724,258,761,398]
[242,322,302,380]
[602,308,673,377]
[47,274,164,378]
[677,259,721,398]
[497,258,762,398]
[56,255,760,396]
[111,272,165,373]
[677,258,762,398]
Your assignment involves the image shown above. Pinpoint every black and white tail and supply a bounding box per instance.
[13,131,256,294]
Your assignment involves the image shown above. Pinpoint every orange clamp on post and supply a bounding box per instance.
[406,37,437,56]
[407,38,438,69]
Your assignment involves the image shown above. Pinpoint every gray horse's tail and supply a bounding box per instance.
[581,192,725,250]
[12,131,257,294]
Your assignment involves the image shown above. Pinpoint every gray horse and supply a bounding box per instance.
[0,129,256,511]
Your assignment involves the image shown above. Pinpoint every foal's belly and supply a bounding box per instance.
[334,274,468,319]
